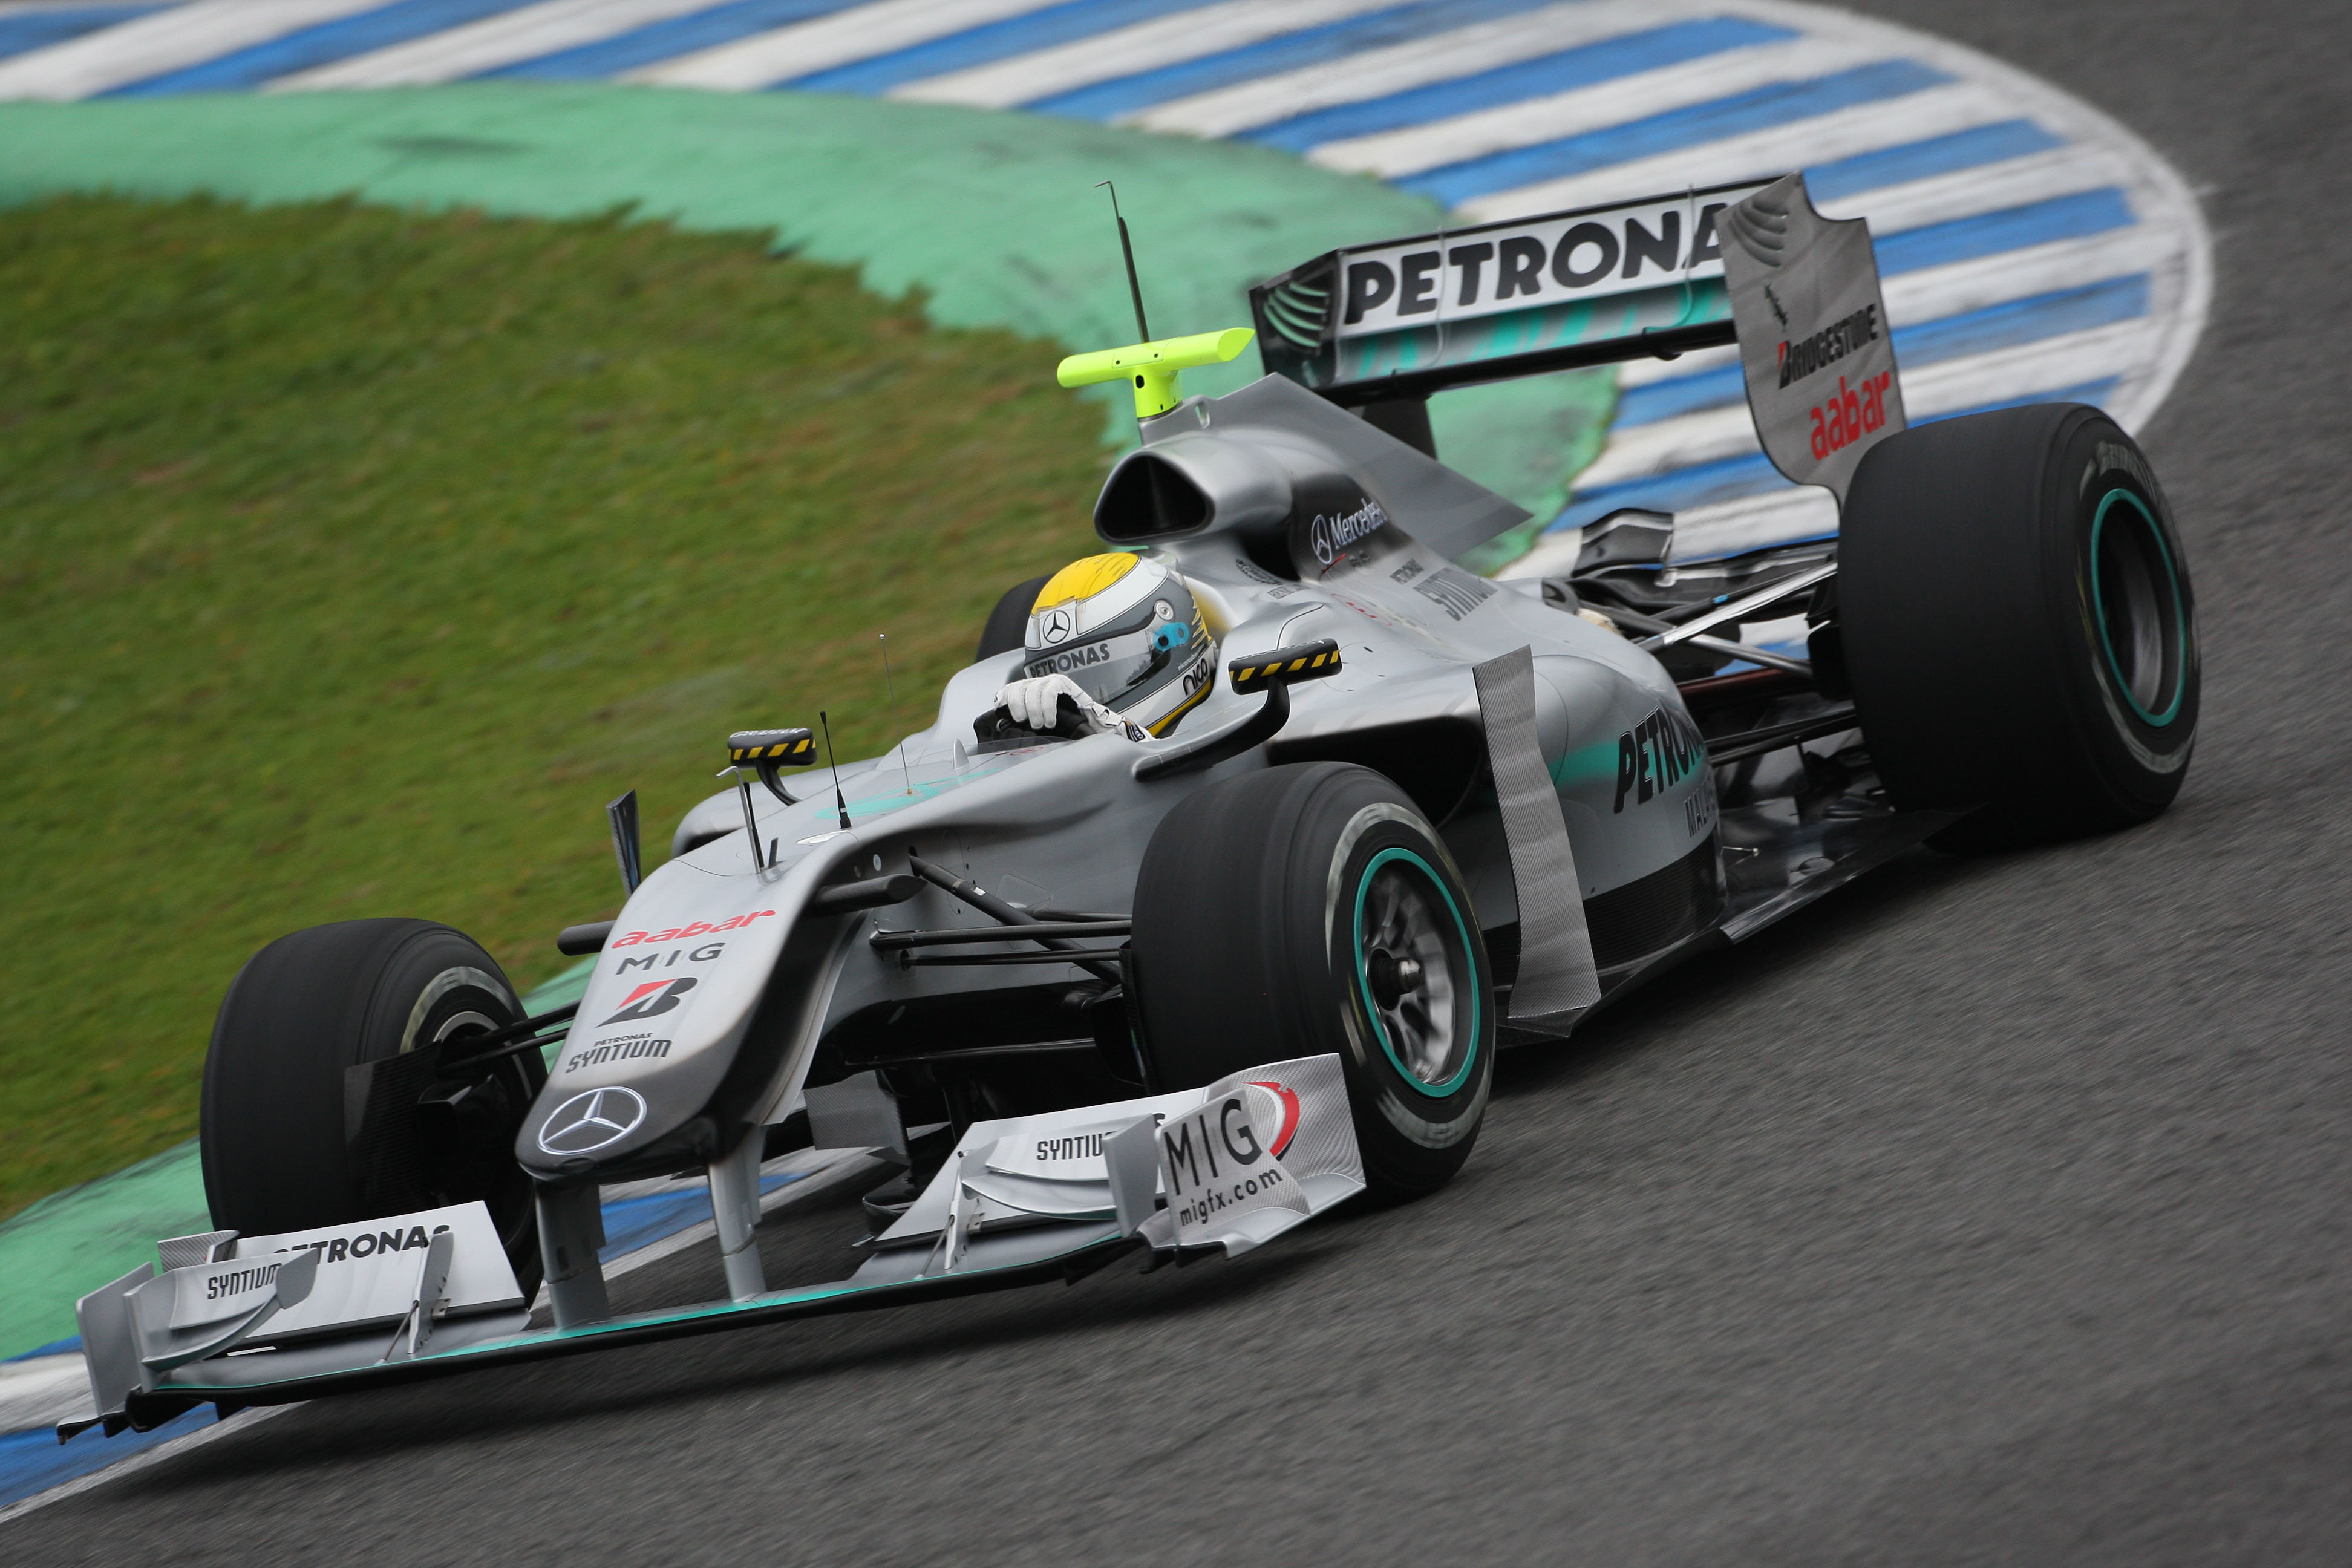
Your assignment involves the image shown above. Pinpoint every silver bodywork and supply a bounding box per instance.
[72,174,1965,1436]
[517,371,1715,1191]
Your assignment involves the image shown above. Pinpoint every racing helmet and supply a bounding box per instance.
[1021,553,1216,737]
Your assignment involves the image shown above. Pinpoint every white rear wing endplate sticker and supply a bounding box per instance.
[1722,172,1907,505]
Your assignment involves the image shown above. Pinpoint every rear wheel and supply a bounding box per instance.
[200,918,545,1296]
[1837,403,2198,840]
[1129,763,1494,1198]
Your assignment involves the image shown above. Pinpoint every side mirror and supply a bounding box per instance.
[727,728,816,806]
[1132,639,1342,782]
[723,728,816,872]
[1228,638,1342,695]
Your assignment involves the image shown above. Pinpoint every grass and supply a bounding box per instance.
[0,193,1109,1220]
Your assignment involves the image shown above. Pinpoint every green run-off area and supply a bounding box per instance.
[0,192,1112,1221]
[0,85,1614,528]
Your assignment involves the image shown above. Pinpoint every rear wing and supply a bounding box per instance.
[1250,173,1906,511]
[1249,180,1769,412]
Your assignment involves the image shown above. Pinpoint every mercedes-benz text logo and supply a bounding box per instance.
[1042,607,1074,644]
[537,1087,648,1155]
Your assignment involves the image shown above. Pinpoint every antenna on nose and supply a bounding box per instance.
[818,711,852,832]
[1097,181,1151,344]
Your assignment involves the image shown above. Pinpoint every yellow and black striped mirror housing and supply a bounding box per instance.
[727,728,816,767]
[1227,638,1342,696]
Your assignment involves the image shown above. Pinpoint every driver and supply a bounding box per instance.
[994,552,1217,740]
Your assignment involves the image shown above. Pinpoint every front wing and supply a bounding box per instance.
[67,1056,1362,1438]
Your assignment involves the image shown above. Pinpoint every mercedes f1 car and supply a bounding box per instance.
[69,174,2197,1438]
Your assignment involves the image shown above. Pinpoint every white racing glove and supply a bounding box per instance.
[995,673,1126,736]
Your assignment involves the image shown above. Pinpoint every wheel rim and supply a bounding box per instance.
[2089,488,2187,727]
[407,979,541,1272]
[1351,848,1480,1097]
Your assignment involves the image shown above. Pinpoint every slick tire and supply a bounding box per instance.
[1130,763,1494,1200]
[1838,403,2198,843]
[201,918,545,1296]
[976,575,1051,661]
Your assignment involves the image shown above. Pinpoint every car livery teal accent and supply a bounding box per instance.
[2089,486,2186,727]
[1351,847,1481,1099]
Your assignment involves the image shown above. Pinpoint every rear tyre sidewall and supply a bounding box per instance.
[2047,428,2199,819]
[1839,403,2198,838]
[1131,763,1494,1198]
[201,918,543,1290]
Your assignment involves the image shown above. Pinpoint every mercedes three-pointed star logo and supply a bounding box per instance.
[1042,607,1074,644]
[536,1086,648,1155]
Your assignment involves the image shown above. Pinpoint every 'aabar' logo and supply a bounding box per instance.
[597,976,697,1025]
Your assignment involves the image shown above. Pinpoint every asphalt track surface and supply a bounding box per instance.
[12,2,2351,1560]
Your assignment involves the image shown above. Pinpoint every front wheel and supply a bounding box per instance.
[1129,763,1494,1198]
[200,918,545,1296]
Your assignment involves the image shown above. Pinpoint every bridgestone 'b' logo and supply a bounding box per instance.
[598,976,696,1025]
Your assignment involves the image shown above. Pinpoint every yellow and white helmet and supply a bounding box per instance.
[1021,553,1216,737]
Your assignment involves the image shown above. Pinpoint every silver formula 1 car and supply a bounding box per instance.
[70,174,2198,1438]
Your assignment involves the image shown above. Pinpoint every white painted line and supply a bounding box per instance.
[1127,0,1697,139]
[0,0,382,100]
[0,2,162,14]
[1451,80,2012,222]
[1882,228,2161,330]
[1622,226,2163,397]
[630,0,1048,92]
[1665,486,1840,562]
[1812,143,2126,234]
[1494,526,1584,579]
[0,1145,884,1528]
[1898,315,2155,414]
[1619,223,2164,405]
[1724,0,2209,433]
[0,1403,293,1530]
[1574,401,1762,488]
[267,0,727,91]
[1306,35,1889,180]
[0,1354,94,1434]
[1493,488,1844,577]
[889,0,1398,109]
[1618,341,1739,388]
